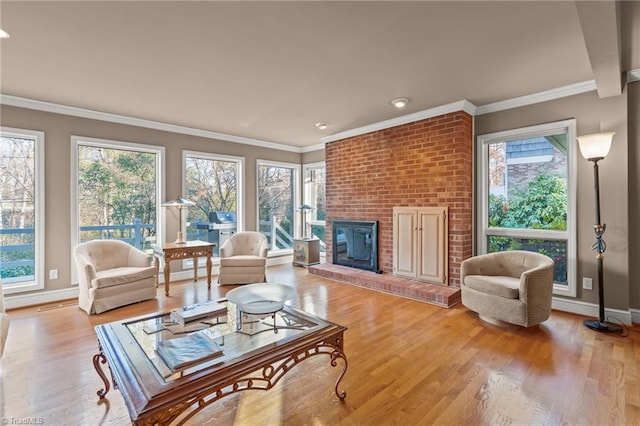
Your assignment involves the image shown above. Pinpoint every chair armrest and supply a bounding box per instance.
[461,253,496,281]
[220,243,235,258]
[128,248,152,267]
[258,238,268,258]
[74,253,97,287]
[519,262,555,303]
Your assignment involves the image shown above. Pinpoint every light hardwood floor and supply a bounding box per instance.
[1,264,639,425]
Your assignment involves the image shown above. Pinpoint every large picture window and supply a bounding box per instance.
[0,127,45,293]
[257,160,300,252]
[184,151,243,256]
[72,136,164,253]
[478,119,577,296]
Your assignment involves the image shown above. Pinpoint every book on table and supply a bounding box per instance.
[170,300,227,326]
[155,331,223,372]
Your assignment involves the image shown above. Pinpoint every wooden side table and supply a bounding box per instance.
[293,238,320,267]
[152,240,215,296]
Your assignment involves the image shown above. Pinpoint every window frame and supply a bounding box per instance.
[477,119,577,297]
[303,161,326,244]
[183,150,245,234]
[181,150,244,268]
[256,159,301,254]
[71,135,165,283]
[0,127,45,294]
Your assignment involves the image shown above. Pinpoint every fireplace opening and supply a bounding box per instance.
[332,220,379,273]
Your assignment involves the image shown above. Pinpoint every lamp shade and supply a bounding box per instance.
[296,204,315,212]
[577,132,615,160]
[161,195,195,208]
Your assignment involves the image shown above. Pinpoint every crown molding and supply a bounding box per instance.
[300,142,326,153]
[0,94,303,153]
[3,70,634,153]
[321,100,477,144]
[475,80,597,116]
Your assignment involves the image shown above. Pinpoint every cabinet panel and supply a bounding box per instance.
[393,206,448,285]
[418,210,447,283]
[393,210,417,278]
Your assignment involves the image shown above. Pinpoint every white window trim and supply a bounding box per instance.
[0,127,45,294]
[478,119,577,297]
[70,136,165,284]
[257,159,301,254]
[181,150,244,268]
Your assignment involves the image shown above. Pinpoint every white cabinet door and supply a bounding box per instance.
[393,209,417,278]
[393,207,448,285]
[417,209,447,284]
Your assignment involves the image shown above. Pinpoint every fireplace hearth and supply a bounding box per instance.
[332,220,379,273]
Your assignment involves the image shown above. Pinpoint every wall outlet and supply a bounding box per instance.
[49,269,58,280]
[582,277,593,290]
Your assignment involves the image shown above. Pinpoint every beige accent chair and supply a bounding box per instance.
[0,279,9,358]
[461,250,555,327]
[218,232,268,285]
[73,239,157,315]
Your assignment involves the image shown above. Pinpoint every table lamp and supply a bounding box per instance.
[162,195,195,244]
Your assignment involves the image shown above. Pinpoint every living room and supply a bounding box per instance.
[1,1,640,424]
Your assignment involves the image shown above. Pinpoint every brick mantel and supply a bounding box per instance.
[324,111,473,286]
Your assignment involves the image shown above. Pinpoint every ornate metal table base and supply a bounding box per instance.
[92,309,348,425]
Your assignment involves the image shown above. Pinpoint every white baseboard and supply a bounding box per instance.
[552,297,633,325]
[4,287,79,310]
[267,255,294,267]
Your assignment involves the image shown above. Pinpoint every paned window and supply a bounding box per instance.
[72,136,164,253]
[303,162,326,252]
[0,128,45,293]
[257,160,300,252]
[184,151,243,256]
[478,120,577,296]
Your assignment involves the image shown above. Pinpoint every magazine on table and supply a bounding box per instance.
[170,300,227,326]
[155,330,223,372]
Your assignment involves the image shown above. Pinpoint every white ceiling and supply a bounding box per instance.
[1,1,638,150]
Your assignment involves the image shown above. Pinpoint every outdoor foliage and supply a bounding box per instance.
[185,157,238,221]
[77,145,157,246]
[489,173,567,231]
[1,136,36,279]
[488,173,568,283]
[258,165,294,248]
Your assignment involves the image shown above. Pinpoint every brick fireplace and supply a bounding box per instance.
[309,111,473,304]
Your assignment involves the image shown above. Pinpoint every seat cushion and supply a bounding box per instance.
[464,275,520,299]
[220,255,267,267]
[92,266,156,289]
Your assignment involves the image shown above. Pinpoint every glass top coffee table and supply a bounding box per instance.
[93,300,348,425]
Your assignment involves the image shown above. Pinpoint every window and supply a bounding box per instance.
[257,160,300,252]
[478,119,577,296]
[183,151,243,256]
[72,136,164,253]
[0,127,45,293]
[303,162,326,253]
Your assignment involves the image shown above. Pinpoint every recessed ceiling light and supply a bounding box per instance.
[390,98,409,108]
[0,29,10,39]
[315,122,328,130]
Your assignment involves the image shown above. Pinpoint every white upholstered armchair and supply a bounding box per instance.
[218,232,268,285]
[73,239,157,314]
[461,250,555,327]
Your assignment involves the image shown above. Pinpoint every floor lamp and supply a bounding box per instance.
[162,195,195,245]
[577,132,622,334]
